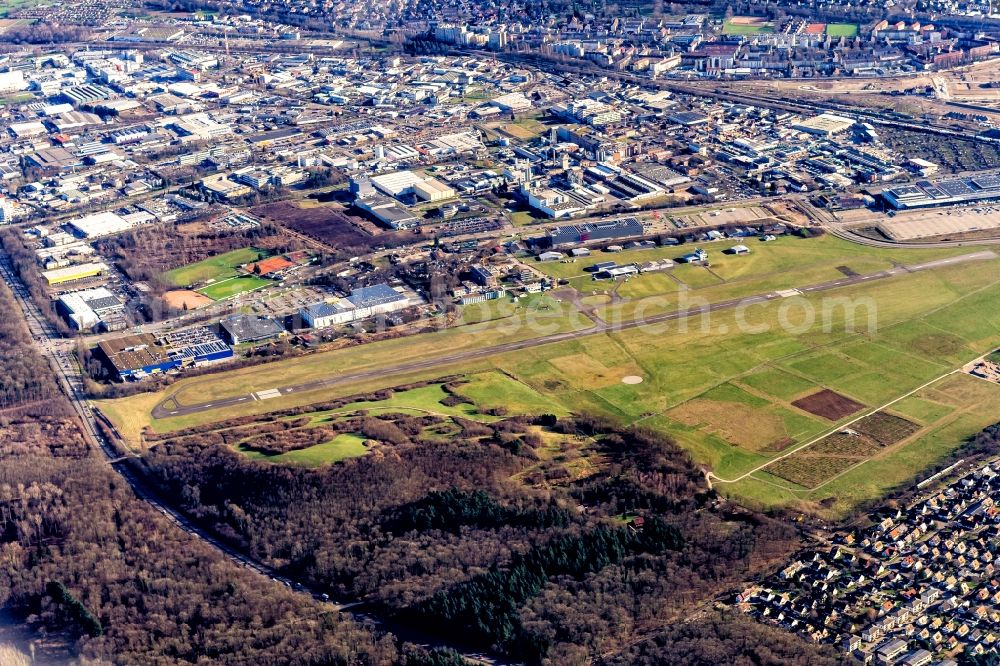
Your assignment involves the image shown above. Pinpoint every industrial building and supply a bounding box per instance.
[370,170,428,198]
[300,283,410,329]
[301,300,357,328]
[346,284,409,318]
[160,327,234,367]
[66,211,135,238]
[459,288,506,305]
[96,334,176,381]
[547,217,645,246]
[593,264,639,279]
[94,327,232,381]
[369,170,455,202]
[412,178,456,202]
[42,261,109,286]
[219,315,285,345]
[57,287,125,331]
[355,195,421,230]
[882,174,1000,209]
[791,113,856,137]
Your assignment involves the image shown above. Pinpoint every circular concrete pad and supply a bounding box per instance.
[621,375,644,385]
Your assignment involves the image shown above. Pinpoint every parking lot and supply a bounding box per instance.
[252,286,329,317]
[878,205,1000,240]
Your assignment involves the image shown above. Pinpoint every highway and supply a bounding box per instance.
[153,249,998,419]
[0,251,504,666]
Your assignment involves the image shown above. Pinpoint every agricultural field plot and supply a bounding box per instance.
[666,382,826,453]
[851,411,921,445]
[792,389,865,421]
[737,373,1000,516]
[763,411,920,489]
[161,247,264,287]
[103,251,1000,517]
[735,367,816,401]
[767,455,859,490]
[197,275,272,301]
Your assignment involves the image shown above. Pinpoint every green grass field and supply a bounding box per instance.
[533,235,969,304]
[0,0,49,17]
[0,93,32,107]
[238,433,369,467]
[509,210,547,227]
[162,248,265,287]
[457,293,563,326]
[826,23,859,38]
[722,17,774,35]
[197,275,272,301]
[102,245,1000,518]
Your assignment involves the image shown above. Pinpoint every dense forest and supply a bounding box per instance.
[0,276,415,663]
[0,256,906,662]
[0,272,66,415]
[143,403,822,663]
[0,228,72,337]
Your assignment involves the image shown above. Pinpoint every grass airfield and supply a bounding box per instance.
[101,237,1000,518]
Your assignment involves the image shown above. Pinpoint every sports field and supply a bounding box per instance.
[826,23,859,38]
[722,16,774,35]
[102,247,1000,518]
[197,275,271,301]
[161,248,265,287]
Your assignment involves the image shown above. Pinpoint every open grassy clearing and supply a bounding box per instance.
[197,275,272,300]
[509,210,547,227]
[535,235,972,319]
[295,384,486,424]
[238,433,369,467]
[457,293,565,325]
[295,375,565,426]
[105,371,564,440]
[153,300,591,410]
[161,247,265,287]
[102,253,1000,517]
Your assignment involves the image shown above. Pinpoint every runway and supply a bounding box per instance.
[152,250,998,419]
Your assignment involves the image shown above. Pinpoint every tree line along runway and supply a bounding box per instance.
[152,250,998,420]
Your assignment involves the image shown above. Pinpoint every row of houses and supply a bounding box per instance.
[739,460,1000,664]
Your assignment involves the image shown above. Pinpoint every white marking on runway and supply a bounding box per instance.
[255,388,282,400]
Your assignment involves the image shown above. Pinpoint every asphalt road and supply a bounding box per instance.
[153,249,998,419]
